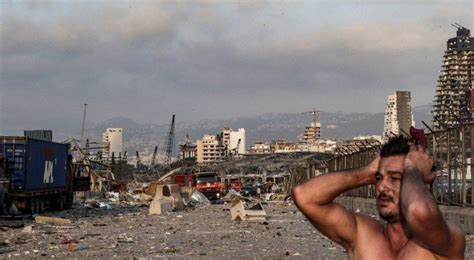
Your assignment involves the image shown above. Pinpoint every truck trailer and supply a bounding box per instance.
[0,136,89,215]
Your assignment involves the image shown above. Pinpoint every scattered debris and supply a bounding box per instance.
[60,239,79,245]
[223,189,242,202]
[148,184,189,215]
[35,216,72,225]
[0,247,15,255]
[99,202,112,210]
[149,198,172,216]
[265,193,275,201]
[189,190,211,206]
[106,192,120,202]
[231,201,267,222]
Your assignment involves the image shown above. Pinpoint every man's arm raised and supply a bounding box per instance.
[292,156,379,250]
[401,145,465,258]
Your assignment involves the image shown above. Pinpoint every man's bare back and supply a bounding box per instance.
[293,136,465,259]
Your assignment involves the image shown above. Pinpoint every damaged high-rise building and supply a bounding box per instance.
[432,25,474,129]
[382,91,413,143]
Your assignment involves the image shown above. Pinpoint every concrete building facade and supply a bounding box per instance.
[249,141,272,154]
[432,26,474,129]
[272,139,299,153]
[298,139,337,153]
[196,134,225,164]
[179,143,197,160]
[222,127,232,150]
[228,128,246,157]
[102,128,123,159]
[382,91,413,143]
[302,123,321,144]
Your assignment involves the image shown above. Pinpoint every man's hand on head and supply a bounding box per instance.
[365,154,381,184]
[404,145,435,184]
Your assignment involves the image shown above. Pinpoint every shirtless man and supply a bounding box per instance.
[293,136,465,259]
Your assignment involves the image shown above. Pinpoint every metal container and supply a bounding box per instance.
[0,136,68,192]
[24,130,53,142]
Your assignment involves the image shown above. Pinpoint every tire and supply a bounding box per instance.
[28,197,36,215]
[65,192,74,209]
[0,187,7,215]
[35,197,40,214]
[37,197,44,213]
[58,196,64,211]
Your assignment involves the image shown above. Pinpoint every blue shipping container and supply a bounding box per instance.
[0,137,68,192]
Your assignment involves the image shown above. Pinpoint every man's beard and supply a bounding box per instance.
[377,193,400,223]
[379,211,399,223]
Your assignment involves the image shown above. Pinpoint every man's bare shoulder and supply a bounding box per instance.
[353,213,384,231]
[353,213,387,241]
[349,213,394,259]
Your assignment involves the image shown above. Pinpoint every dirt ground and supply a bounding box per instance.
[0,200,473,259]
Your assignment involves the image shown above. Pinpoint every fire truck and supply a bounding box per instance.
[173,172,224,200]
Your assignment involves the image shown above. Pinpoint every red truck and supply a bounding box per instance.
[173,172,224,200]
[229,178,242,192]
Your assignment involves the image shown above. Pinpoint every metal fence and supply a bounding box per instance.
[426,123,474,205]
[290,123,474,207]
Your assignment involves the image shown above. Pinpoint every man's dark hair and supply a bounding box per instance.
[380,135,410,158]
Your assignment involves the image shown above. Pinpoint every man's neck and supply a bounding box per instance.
[385,222,410,252]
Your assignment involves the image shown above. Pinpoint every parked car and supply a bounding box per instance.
[240,186,258,197]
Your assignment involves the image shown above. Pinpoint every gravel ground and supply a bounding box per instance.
[0,201,472,259]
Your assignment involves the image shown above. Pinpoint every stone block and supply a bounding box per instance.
[149,197,173,215]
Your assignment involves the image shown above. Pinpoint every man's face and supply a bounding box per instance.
[375,155,404,223]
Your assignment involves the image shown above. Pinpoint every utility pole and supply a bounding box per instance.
[81,103,88,148]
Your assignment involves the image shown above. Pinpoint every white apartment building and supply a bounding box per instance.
[102,128,123,159]
[353,135,383,144]
[228,128,246,156]
[250,141,272,154]
[297,139,337,153]
[382,91,414,143]
[196,134,225,163]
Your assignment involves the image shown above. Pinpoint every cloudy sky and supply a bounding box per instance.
[0,0,473,135]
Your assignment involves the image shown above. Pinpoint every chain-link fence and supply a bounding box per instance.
[289,123,474,206]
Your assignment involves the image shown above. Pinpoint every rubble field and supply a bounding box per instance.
[0,201,473,259]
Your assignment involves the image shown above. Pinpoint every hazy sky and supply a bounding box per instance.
[1,0,473,135]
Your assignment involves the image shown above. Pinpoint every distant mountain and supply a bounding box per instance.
[82,104,433,159]
[93,116,141,131]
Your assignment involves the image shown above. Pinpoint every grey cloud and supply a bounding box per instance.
[0,1,472,135]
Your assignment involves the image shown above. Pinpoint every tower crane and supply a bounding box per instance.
[136,151,141,169]
[150,146,158,168]
[230,138,242,158]
[164,115,176,165]
[302,109,320,127]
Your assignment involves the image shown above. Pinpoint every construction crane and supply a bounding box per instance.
[81,104,88,148]
[232,138,242,157]
[302,109,320,127]
[164,115,176,165]
[150,146,158,168]
[136,151,141,169]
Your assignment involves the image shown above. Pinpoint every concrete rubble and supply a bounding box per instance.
[34,216,72,225]
[231,201,267,222]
